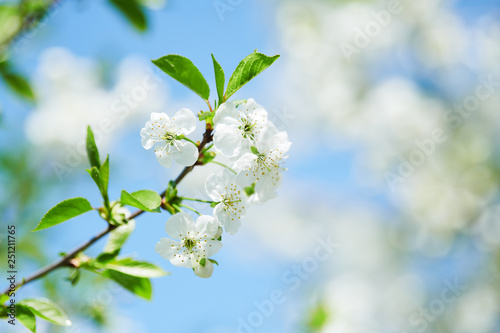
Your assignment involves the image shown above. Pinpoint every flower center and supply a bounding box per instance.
[183,238,197,250]
[163,132,177,143]
[239,117,255,139]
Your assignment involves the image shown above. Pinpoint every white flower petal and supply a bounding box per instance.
[213,101,239,126]
[193,260,214,278]
[155,146,173,168]
[194,215,218,238]
[151,112,169,122]
[200,239,223,257]
[205,173,224,201]
[213,124,243,157]
[170,253,192,268]
[171,108,196,135]
[234,153,258,187]
[165,212,194,240]
[171,140,198,166]
[155,238,182,260]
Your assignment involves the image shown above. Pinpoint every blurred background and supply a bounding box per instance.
[1,0,500,332]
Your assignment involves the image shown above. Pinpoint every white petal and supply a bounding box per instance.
[170,253,192,268]
[171,108,196,135]
[193,260,214,278]
[205,173,224,201]
[194,215,218,238]
[200,239,223,257]
[155,238,182,260]
[214,124,243,157]
[151,112,170,122]
[254,168,281,203]
[234,153,258,187]
[213,101,239,126]
[155,146,173,168]
[171,140,199,166]
[165,212,194,239]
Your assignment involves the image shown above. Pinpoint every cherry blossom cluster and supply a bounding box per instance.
[140,98,291,277]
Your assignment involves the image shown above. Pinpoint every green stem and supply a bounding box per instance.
[210,161,237,175]
[179,197,215,204]
[175,203,201,216]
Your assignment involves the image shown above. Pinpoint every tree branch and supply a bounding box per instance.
[1,126,213,296]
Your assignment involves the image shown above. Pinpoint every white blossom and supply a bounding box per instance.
[205,170,248,235]
[140,109,198,167]
[213,98,270,157]
[234,126,291,203]
[155,213,222,274]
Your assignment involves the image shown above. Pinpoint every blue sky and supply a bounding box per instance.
[2,0,499,332]
[0,1,313,332]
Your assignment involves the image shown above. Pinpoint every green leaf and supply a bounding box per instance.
[199,258,206,267]
[100,155,110,196]
[0,61,35,101]
[102,269,152,300]
[87,167,109,204]
[19,298,71,326]
[208,258,219,266]
[33,198,93,231]
[152,54,210,100]
[120,190,161,213]
[225,52,280,99]
[250,146,259,155]
[86,126,101,169]
[98,219,136,261]
[307,302,329,331]
[211,54,225,103]
[244,183,255,196]
[108,0,147,32]
[16,304,36,332]
[198,110,213,122]
[0,293,8,304]
[104,258,168,278]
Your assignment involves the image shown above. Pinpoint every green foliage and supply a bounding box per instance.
[19,298,71,327]
[211,54,225,103]
[102,269,152,300]
[86,127,110,208]
[120,189,161,212]
[86,126,101,169]
[16,304,36,332]
[33,197,93,231]
[152,54,210,101]
[225,51,280,99]
[208,258,219,266]
[103,258,168,278]
[244,183,255,196]
[307,302,329,331]
[108,0,148,32]
[98,220,136,261]
[0,61,35,101]
[0,5,21,46]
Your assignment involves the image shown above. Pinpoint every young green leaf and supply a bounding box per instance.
[120,190,161,213]
[211,54,225,103]
[33,198,93,231]
[99,220,136,261]
[86,126,101,169]
[16,304,36,332]
[225,52,280,99]
[208,258,219,266]
[152,54,210,100]
[19,298,71,326]
[102,269,152,300]
[104,258,168,278]
[108,0,147,32]
[0,68,35,101]
[100,155,110,196]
